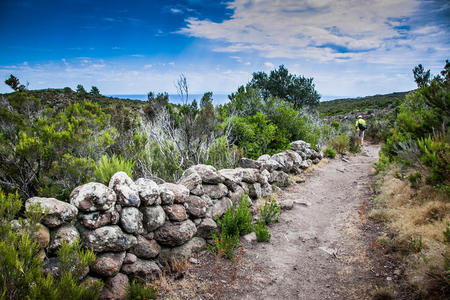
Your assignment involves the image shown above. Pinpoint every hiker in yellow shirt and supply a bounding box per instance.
[355,115,367,146]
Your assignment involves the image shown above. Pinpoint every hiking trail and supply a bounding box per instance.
[160,144,386,299]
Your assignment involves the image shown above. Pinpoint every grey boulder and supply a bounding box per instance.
[154,219,197,247]
[109,172,140,207]
[79,225,137,252]
[70,182,116,212]
[25,197,77,228]
[141,205,166,232]
[135,178,161,206]
[120,207,144,234]
[91,251,126,277]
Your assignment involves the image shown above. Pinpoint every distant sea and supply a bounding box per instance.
[108,94,346,104]
[108,94,230,105]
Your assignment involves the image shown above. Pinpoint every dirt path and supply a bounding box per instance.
[232,143,380,299]
[159,144,389,299]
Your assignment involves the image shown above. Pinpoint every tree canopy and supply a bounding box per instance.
[249,65,320,108]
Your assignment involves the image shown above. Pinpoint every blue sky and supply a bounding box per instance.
[0,0,449,98]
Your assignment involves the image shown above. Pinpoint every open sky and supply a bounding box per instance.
[0,0,449,98]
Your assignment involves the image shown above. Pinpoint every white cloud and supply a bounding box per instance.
[178,0,448,64]
[264,62,274,68]
[170,8,183,14]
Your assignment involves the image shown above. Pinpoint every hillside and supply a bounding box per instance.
[317,91,409,116]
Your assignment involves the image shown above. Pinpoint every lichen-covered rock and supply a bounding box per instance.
[290,140,311,153]
[70,182,116,212]
[207,197,231,218]
[141,205,166,232]
[184,195,207,218]
[177,171,201,191]
[257,154,271,161]
[49,224,80,252]
[261,183,272,198]
[121,258,161,281]
[160,183,189,204]
[195,218,218,238]
[300,159,312,169]
[120,207,144,234]
[123,253,137,264]
[78,206,120,229]
[42,257,89,280]
[131,235,161,259]
[239,158,262,169]
[218,168,243,189]
[313,158,320,164]
[260,159,282,172]
[159,186,175,205]
[240,168,259,183]
[109,172,140,207]
[158,237,206,265]
[78,225,137,252]
[135,178,161,206]
[269,170,290,186]
[183,164,224,184]
[154,220,197,247]
[164,204,188,222]
[228,185,245,206]
[271,151,300,173]
[25,197,78,228]
[99,273,129,300]
[201,194,213,206]
[91,251,126,277]
[203,183,228,199]
[178,171,205,196]
[249,183,262,199]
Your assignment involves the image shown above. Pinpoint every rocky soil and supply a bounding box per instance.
[157,144,411,299]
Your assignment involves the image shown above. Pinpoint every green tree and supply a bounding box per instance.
[90,86,100,96]
[5,74,26,92]
[413,64,431,88]
[250,65,320,108]
[76,84,87,95]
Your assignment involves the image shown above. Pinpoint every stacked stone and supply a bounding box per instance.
[239,140,323,187]
[22,139,322,299]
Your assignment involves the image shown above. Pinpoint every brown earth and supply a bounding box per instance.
[156,143,412,299]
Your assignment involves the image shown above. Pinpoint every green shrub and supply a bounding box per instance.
[349,135,362,153]
[329,134,349,154]
[0,188,103,299]
[208,231,240,261]
[94,154,135,184]
[330,121,341,130]
[260,198,281,225]
[217,194,253,237]
[323,146,336,158]
[407,235,423,253]
[374,152,390,174]
[207,136,241,170]
[417,135,450,189]
[126,279,157,300]
[408,172,422,189]
[254,220,271,242]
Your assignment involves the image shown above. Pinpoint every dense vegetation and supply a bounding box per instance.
[0,67,325,201]
[370,60,449,299]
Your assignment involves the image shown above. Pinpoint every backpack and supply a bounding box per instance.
[358,122,367,131]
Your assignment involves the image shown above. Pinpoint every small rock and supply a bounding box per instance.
[189,257,198,264]
[91,251,126,277]
[281,200,294,210]
[160,183,190,204]
[49,224,80,252]
[123,253,137,264]
[242,232,257,243]
[121,258,162,281]
[99,273,129,300]
[109,172,140,207]
[164,204,188,222]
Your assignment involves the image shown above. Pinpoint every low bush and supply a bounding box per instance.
[126,279,157,300]
[217,194,253,237]
[254,220,271,242]
[0,188,103,299]
[417,134,450,190]
[349,135,362,153]
[260,198,281,225]
[208,231,240,261]
[94,154,135,184]
[329,134,349,154]
[373,152,390,174]
[323,147,336,158]
[408,172,422,189]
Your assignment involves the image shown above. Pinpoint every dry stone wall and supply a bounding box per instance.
[24,140,322,299]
